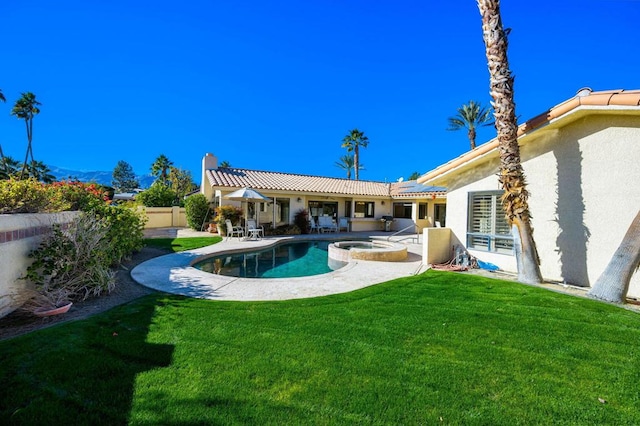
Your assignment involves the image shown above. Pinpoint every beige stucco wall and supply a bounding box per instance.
[139,206,187,229]
[442,113,640,298]
[422,227,452,264]
[0,212,80,318]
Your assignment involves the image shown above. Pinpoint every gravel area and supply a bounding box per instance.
[0,247,168,341]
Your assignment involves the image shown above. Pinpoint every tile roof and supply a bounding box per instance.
[418,88,640,185]
[206,168,444,198]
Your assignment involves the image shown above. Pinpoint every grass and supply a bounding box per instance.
[143,236,222,252]
[1,270,639,424]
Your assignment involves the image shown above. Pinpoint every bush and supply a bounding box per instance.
[136,184,177,207]
[89,202,146,264]
[293,209,310,234]
[0,178,65,213]
[185,194,212,231]
[214,205,244,235]
[24,213,116,304]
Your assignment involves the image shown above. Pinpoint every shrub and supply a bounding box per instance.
[89,202,146,264]
[214,205,244,235]
[136,183,177,207]
[293,209,310,234]
[185,194,212,231]
[24,213,116,304]
[0,178,65,213]
[51,180,107,210]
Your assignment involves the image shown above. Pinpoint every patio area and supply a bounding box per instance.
[134,229,426,301]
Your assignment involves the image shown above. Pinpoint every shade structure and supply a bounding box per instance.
[223,187,271,230]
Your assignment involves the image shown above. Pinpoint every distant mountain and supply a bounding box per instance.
[49,166,156,189]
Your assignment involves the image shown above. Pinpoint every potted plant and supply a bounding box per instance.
[215,205,243,236]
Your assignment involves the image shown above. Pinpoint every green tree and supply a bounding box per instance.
[150,154,174,185]
[341,128,369,181]
[185,193,212,231]
[11,92,41,180]
[169,166,196,203]
[447,100,493,150]
[27,160,56,183]
[334,154,365,180]
[136,183,177,207]
[407,171,421,181]
[112,160,139,192]
[0,89,7,176]
[219,160,231,168]
[0,156,20,180]
[478,0,542,284]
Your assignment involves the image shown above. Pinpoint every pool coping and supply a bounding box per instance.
[131,233,425,301]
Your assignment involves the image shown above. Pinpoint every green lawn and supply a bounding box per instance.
[144,236,222,252]
[1,270,639,424]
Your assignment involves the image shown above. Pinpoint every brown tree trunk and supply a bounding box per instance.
[478,0,543,284]
[468,128,477,150]
[588,210,640,303]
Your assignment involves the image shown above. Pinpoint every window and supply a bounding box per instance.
[467,192,513,254]
[418,203,428,220]
[354,201,375,218]
[434,204,446,227]
[393,202,412,219]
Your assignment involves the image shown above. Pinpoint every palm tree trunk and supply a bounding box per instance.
[20,118,31,180]
[354,145,360,181]
[468,128,477,150]
[478,0,543,284]
[588,210,640,303]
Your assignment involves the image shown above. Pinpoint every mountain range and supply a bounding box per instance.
[49,166,156,189]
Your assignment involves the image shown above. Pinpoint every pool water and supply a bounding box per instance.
[193,241,347,278]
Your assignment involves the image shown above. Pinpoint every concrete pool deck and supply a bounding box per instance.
[132,230,426,301]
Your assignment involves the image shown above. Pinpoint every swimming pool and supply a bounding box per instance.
[193,240,347,278]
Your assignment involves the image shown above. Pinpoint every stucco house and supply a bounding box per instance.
[418,88,640,299]
[200,153,446,233]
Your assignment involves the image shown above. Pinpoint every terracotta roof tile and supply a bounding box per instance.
[206,169,444,198]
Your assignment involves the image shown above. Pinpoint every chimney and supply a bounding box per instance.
[201,153,218,196]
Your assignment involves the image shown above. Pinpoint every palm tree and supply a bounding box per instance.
[0,89,7,176]
[341,128,369,181]
[588,210,640,303]
[150,154,173,185]
[334,154,365,180]
[219,160,231,168]
[478,0,542,284]
[0,156,21,180]
[447,100,493,150]
[11,92,41,180]
[27,160,56,183]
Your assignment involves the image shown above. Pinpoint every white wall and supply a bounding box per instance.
[443,114,640,298]
[0,212,79,318]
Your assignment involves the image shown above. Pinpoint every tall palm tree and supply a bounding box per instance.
[150,154,174,185]
[447,100,493,150]
[0,89,7,176]
[341,128,369,181]
[11,92,41,180]
[334,154,364,180]
[478,0,542,284]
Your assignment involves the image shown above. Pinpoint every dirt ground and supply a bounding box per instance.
[0,247,168,342]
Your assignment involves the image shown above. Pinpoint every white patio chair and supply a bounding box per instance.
[309,217,321,233]
[319,216,338,232]
[246,219,264,240]
[225,219,244,240]
[338,217,349,232]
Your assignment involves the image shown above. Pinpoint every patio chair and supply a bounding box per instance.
[309,217,321,233]
[246,219,264,240]
[338,217,349,232]
[225,219,244,240]
[319,216,338,232]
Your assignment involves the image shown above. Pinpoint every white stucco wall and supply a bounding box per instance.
[443,113,640,298]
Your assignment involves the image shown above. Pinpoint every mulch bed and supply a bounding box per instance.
[0,247,169,341]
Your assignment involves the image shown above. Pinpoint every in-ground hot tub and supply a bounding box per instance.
[328,240,407,266]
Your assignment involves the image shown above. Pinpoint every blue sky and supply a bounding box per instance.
[2,0,638,186]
